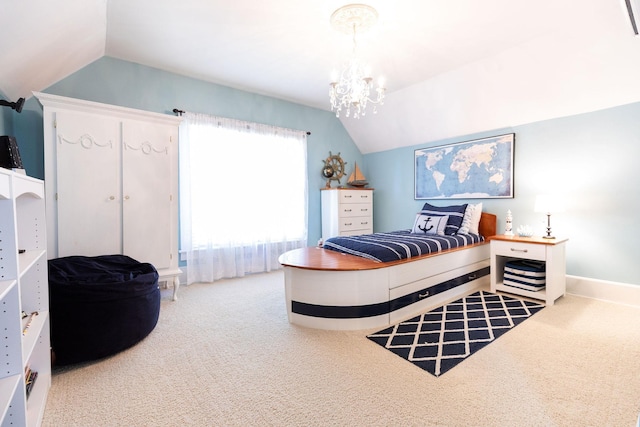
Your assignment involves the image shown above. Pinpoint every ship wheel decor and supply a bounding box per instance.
[322,152,346,188]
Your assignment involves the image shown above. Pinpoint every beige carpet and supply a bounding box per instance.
[43,271,640,426]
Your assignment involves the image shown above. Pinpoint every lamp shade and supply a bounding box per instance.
[534,194,565,214]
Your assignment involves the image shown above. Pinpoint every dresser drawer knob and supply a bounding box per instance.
[468,274,477,280]
[510,248,528,253]
[418,291,430,299]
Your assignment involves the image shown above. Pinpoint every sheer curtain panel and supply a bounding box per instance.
[179,112,308,284]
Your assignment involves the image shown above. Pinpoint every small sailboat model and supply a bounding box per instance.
[347,162,369,187]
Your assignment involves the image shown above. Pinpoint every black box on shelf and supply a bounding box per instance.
[0,135,25,171]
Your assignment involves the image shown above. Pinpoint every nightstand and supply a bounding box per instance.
[489,235,568,305]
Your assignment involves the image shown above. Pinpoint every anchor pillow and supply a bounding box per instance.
[411,213,449,236]
[420,202,468,235]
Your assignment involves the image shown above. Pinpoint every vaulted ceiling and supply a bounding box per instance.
[2,0,640,153]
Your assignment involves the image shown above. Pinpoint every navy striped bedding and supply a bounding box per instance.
[322,231,485,263]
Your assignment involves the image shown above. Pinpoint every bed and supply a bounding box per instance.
[279,206,496,330]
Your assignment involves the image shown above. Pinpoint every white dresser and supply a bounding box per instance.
[321,188,373,240]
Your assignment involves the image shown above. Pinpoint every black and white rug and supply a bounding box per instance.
[367,291,545,377]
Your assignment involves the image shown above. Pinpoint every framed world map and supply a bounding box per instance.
[415,133,514,199]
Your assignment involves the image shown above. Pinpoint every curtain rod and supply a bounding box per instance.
[172,108,311,135]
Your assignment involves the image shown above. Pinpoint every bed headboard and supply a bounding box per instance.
[479,212,497,238]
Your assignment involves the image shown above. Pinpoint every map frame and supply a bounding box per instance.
[414,133,515,200]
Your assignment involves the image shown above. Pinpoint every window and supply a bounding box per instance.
[179,113,308,284]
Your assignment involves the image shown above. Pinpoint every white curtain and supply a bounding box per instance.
[179,112,308,285]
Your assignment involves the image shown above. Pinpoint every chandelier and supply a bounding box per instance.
[329,4,386,119]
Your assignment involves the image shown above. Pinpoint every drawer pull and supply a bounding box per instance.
[418,292,430,299]
[468,274,477,280]
[510,248,528,253]
[361,221,368,225]
[361,208,368,212]
[344,209,352,212]
[345,195,352,198]
[344,222,352,226]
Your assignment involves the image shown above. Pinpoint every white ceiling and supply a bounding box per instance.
[2,0,640,153]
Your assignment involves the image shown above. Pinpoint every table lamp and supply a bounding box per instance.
[534,194,564,239]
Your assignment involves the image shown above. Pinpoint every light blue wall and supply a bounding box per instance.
[366,102,640,285]
[1,90,14,136]
[12,56,640,286]
[14,56,364,247]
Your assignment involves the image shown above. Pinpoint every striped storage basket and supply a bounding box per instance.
[504,259,546,292]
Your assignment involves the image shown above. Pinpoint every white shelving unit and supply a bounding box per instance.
[0,168,51,427]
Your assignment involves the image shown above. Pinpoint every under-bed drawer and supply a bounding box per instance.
[389,261,490,313]
[388,244,489,289]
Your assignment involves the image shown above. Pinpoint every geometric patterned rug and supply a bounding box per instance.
[367,291,545,377]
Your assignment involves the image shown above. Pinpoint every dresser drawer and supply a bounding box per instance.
[339,217,373,233]
[491,240,546,260]
[338,202,372,218]
[339,190,372,204]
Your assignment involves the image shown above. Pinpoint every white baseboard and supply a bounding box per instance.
[172,266,282,287]
[175,267,640,308]
[566,275,640,308]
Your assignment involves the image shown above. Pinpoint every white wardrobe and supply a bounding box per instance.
[35,92,182,299]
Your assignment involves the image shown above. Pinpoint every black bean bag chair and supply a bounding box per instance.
[48,255,160,366]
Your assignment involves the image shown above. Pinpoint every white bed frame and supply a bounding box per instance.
[279,213,496,330]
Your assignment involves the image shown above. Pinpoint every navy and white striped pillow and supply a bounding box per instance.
[420,202,468,235]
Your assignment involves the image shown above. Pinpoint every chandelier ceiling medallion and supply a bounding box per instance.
[329,3,386,119]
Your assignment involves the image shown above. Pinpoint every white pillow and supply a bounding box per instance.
[459,202,483,234]
[411,213,448,236]
[458,204,475,234]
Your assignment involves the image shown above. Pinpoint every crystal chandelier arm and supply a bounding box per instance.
[328,4,385,119]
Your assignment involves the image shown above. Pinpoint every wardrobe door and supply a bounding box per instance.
[55,110,122,257]
[121,120,175,270]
